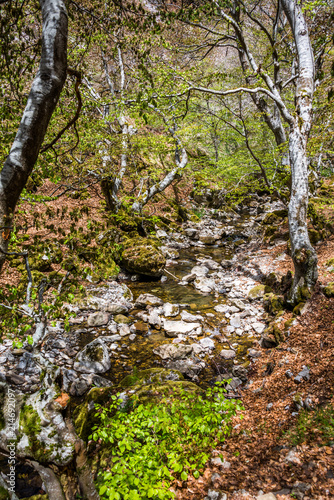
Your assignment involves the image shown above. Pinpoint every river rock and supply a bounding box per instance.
[114,314,132,324]
[181,310,203,322]
[220,349,236,359]
[194,277,216,293]
[87,311,110,327]
[74,339,111,374]
[135,293,164,308]
[133,321,149,334]
[214,304,230,313]
[147,309,161,328]
[119,324,131,336]
[105,303,128,314]
[163,303,179,317]
[191,265,209,276]
[231,299,247,311]
[230,315,242,328]
[70,373,111,396]
[163,320,202,337]
[121,237,166,277]
[166,358,204,379]
[153,344,193,360]
[180,273,197,284]
[252,322,266,334]
[199,338,215,349]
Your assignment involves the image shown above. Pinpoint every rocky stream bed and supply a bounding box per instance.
[0,196,302,499]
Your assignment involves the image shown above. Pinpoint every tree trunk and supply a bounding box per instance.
[0,0,68,273]
[281,0,318,304]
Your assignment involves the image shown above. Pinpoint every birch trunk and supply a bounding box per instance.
[281,0,318,304]
[0,0,68,273]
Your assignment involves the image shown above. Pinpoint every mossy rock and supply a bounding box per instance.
[326,258,334,268]
[73,387,113,441]
[284,318,295,330]
[119,368,184,389]
[293,302,306,315]
[248,285,273,300]
[273,209,288,218]
[324,282,334,298]
[121,236,166,277]
[308,229,321,245]
[264,225,277,237]
[263,293,284,314]
[261,324,284,348]
[262,213,280,225]
[114,314,131,324]
[131,380,202,405]
[20,404,42,436]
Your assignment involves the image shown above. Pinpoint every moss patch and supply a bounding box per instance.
[120,368,184,389]
[324,282,334,298]
[19,404,41,436]
[121,236,166,277]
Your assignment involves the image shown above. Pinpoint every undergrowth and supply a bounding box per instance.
[91,383,243,500]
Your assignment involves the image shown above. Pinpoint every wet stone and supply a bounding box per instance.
[87,311,110,327]
[220,349,236,360]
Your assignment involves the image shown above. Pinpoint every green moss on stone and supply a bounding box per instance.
[114,314,132,324]
[121,236,166,277]
[324,282,334,298]
[262,213,280,225]
[248,285,273,300]
[20,404,41,436]
[21,496,48,500]
[132,380,202,406]
[120,368,184,389]
[73,387,113,441]
[263,293,284,314]
[293,302,306,315]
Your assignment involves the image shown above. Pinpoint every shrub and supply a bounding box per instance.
[91,383,243,500]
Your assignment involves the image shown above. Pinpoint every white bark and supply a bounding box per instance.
[281,0,318,303]
[101,46,136,212]
[131,106,188,213]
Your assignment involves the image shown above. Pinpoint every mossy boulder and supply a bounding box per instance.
[263,293,284,314]
[324,282,334,298]
[308,228,321,245]
[73,387,113,441]
[119,368,184,389]
[248,285,273,300]
[273,209,288,218]
[262,213,280,225]
[114,314,132,324]
[293,302,306,315]
[121,237,166,277]
[264,225,277,237]
[261,324,284,348]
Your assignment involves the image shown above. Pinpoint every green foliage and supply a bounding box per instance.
[287,404,334,446]
[91,384,243,500]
